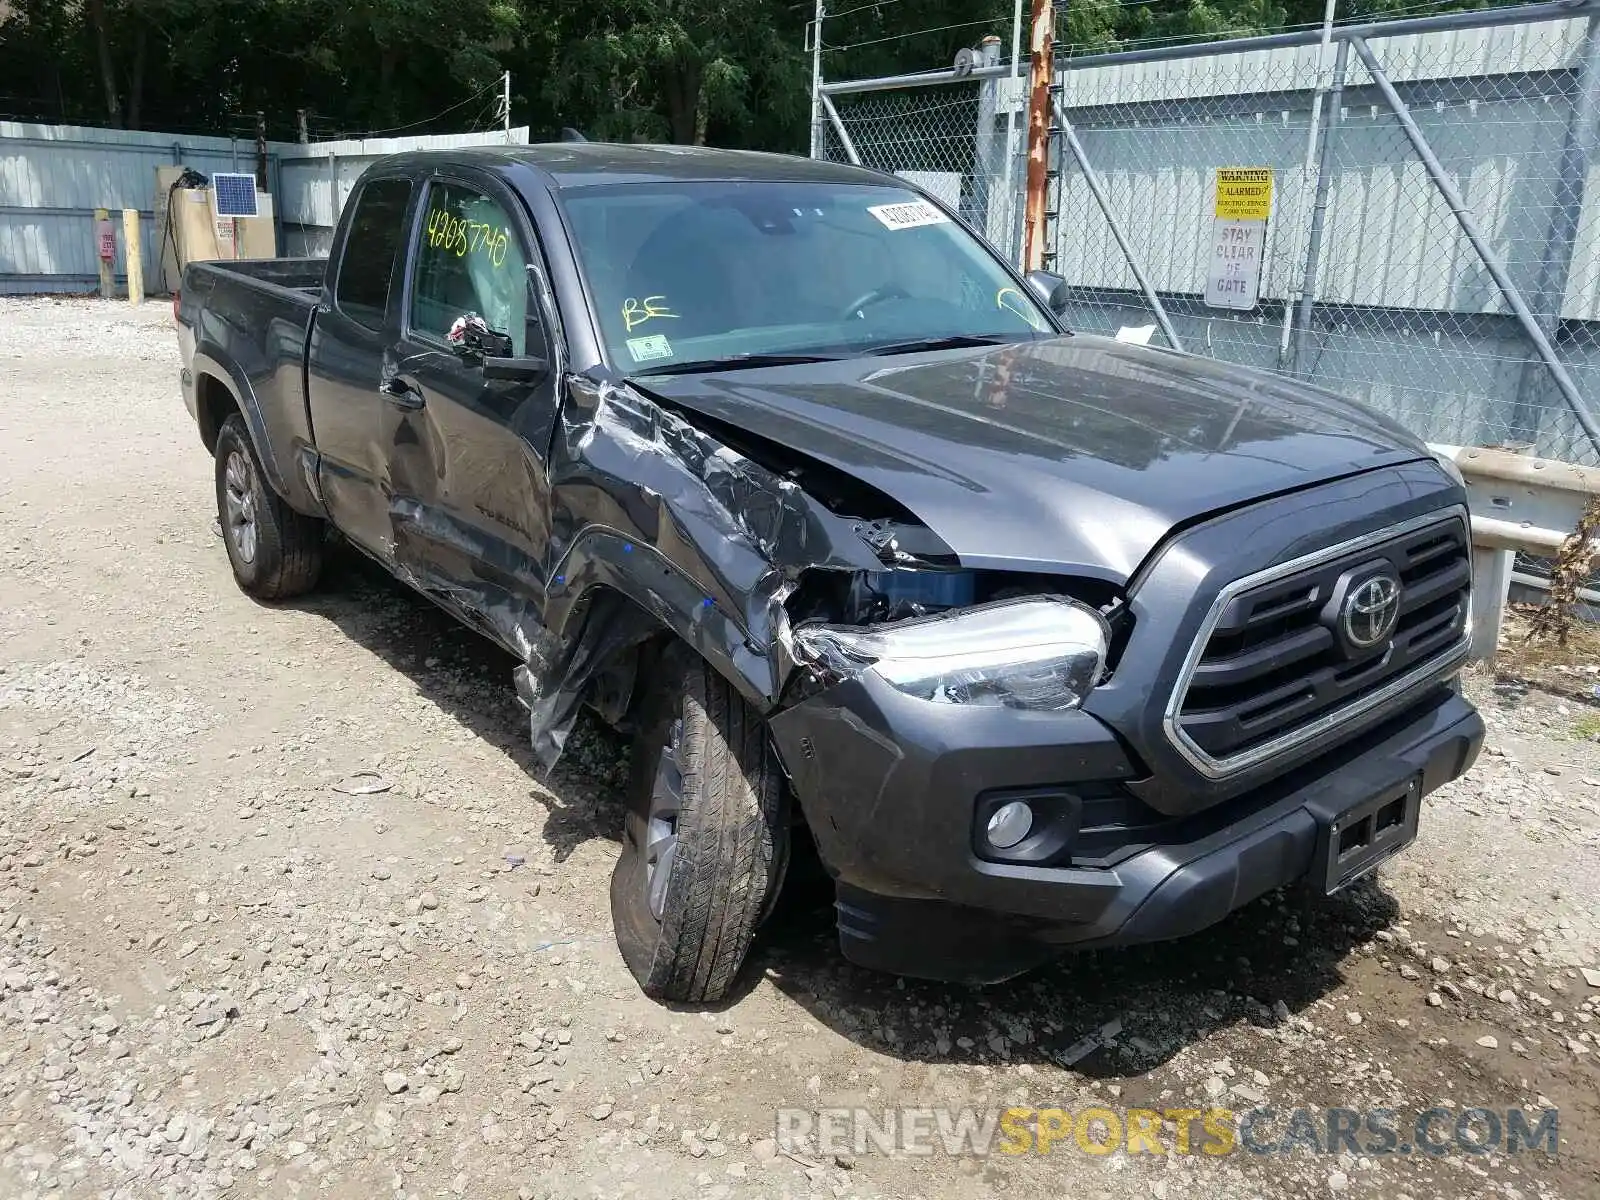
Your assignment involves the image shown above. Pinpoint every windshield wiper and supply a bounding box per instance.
[860,333,1019,356]
[632,352,843,377]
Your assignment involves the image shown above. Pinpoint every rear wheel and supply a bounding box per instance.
[214,413,323,599]
[610,643,787,1004]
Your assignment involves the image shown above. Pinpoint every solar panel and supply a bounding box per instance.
[211,173,259,218]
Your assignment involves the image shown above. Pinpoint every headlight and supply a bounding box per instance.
[792,596,1110,711]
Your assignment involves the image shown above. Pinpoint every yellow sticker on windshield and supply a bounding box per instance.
[623,295,676,332]
[997,287,1050,332]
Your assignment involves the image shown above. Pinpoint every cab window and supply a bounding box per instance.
[410,182,529,355]
[333,177,413,331]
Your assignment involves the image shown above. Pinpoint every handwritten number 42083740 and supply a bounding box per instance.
[426,208,509,268]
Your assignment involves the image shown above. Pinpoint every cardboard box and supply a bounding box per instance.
[155,166,278,292]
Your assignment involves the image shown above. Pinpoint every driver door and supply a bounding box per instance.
[380,173,563,635]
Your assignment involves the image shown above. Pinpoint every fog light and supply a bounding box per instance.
[985,801,1034,849]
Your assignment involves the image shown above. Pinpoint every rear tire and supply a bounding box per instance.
[214,413,323,599]
[611,643,787,1004]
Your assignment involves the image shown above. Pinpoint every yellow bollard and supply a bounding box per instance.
[122,208,144,306]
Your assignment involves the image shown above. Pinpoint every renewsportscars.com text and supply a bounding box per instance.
[775,1105,1560,1158]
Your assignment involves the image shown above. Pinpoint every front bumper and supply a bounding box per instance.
[768,674,1483,984]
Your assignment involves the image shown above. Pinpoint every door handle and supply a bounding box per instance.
[381,376,425,411]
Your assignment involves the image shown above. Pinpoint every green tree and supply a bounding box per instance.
[541,0,809,146]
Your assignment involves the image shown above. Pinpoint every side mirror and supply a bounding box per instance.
[482,355,550,381]
[1024,269,1071,317]
[459,324,514,359]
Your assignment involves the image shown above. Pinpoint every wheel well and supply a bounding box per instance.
[586,608,672,731]
[195,372,240,455]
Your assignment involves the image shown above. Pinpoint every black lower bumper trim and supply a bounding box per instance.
[820,691,1482,984]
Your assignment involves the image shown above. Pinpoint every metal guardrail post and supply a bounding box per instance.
[1051,97,1184,352]
[1290,39,1350,378]
[1470,545,1517,661]
[1352,36,1600,462]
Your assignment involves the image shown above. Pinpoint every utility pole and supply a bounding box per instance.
[809,0,826,158]
[296,108,309,145]
[502,70,512,142]
[1023,0,1053,271]
[254,111,267,191]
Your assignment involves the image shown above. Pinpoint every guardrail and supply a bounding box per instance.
[1429,444,1600,660]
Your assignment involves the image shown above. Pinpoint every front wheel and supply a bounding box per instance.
[610,643,788,1004]
[214,413,324,599]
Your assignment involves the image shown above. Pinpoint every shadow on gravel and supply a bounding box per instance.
[279,547,633,862]
[278,547,1398,1069]
[749,863,1400,1079]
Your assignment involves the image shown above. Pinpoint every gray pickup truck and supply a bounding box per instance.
[176,143,1483,1003]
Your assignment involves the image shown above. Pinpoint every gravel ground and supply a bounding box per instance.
[1,295,1598,1200]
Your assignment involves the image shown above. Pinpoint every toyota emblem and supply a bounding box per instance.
[1343,574,1402,649]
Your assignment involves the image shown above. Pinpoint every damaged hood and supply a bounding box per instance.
[632,335,1432,581]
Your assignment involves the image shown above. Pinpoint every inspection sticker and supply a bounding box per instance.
[627,334,674,361]
[867,199,950,230]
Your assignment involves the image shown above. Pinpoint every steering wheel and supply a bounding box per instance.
[837,283,910,321]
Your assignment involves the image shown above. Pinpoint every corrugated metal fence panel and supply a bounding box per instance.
[1062,16,1589,106]
[1,123,530,291]
[276,127,530,258]
[0,121,248,294]
[1057,117,1315,301]
[1053,18,1600,321]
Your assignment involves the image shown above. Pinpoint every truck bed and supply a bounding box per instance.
[178,255,327,513]
[187,256,325,300]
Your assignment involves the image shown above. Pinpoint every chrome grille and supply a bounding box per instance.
[1166,509,1471,778]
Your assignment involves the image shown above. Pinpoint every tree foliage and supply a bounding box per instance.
[0,0,1501,151]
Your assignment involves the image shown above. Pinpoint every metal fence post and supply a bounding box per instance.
[326,151,338,236]
[1351,36,1600,461]
[1291,39,1350,378]
[809,0,826,159]
[1051,97,1185,351]
[974,37,1005,239]
[1511,13,1600,447]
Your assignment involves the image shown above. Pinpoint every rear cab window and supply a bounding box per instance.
[333,177,414,330]
[409,181,530,355]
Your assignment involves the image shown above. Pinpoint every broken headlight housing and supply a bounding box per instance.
[792,595,1109,711]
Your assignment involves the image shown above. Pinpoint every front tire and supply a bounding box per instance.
[611,643,787,1004]
[214,413,323,599]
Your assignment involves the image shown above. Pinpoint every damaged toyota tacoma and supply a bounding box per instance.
[176,144,1484,1003]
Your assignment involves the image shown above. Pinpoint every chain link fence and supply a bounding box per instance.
[820,76,1028,270]
[819,1,1600,474]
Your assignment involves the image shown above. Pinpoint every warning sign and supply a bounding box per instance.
[1205,220,1266,310]
[1214,168,1273,221]
[1206,167,1273,310]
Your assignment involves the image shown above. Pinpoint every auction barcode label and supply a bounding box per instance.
[867,200,950,230]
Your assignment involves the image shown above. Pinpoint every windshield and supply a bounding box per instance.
[559,180,1055,373]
